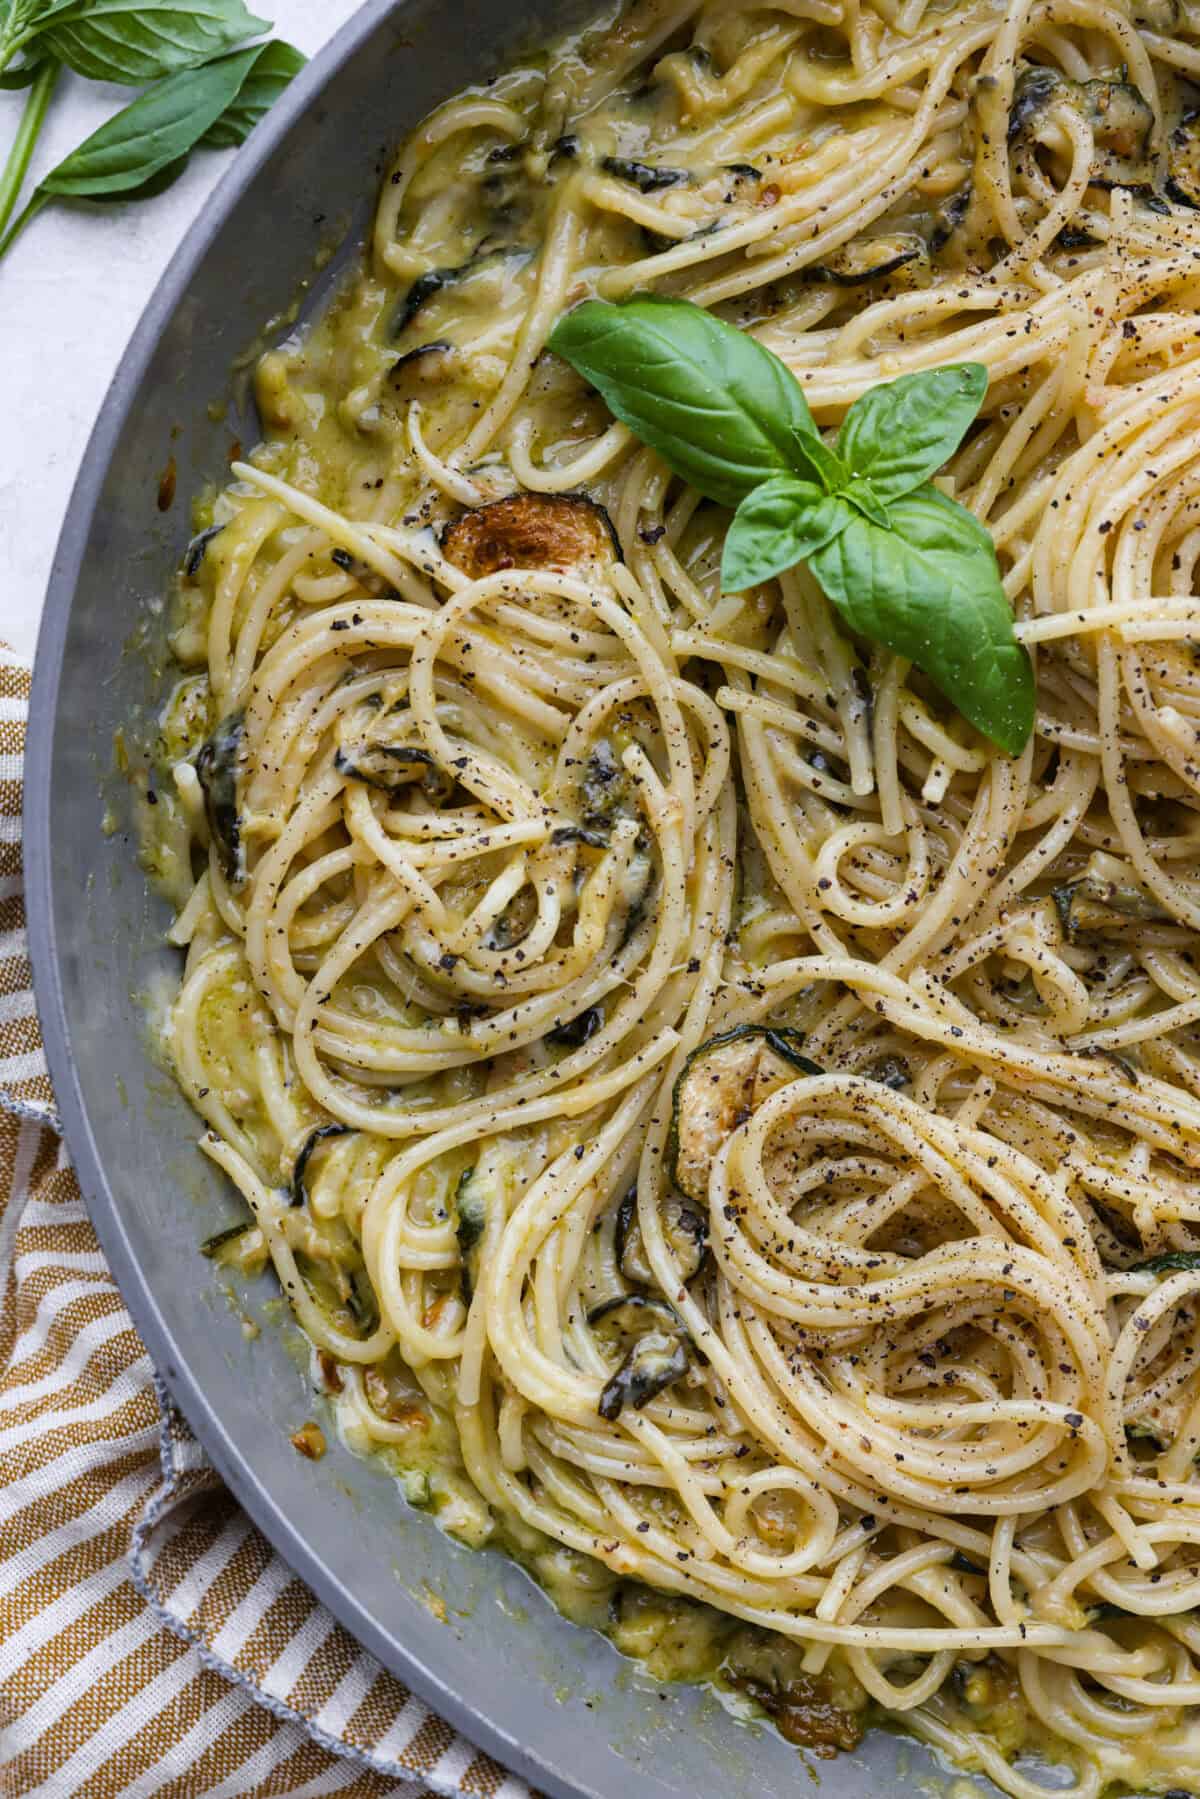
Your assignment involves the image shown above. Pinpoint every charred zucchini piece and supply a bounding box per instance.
[615,1186,708,1286]
[184,522,223,578]
[195,709,245,883]
[1009,67,1155,189]
[1008,66,1061,142]
[589,1294,691,1421]
[200,1220,267,1272]
[335,740,456,802]
[550,823,610,849]
[600,156,690,193]
[670,1026,822,1206]
[345,1269,378,1331]
[806,232,927,285]
[1056,220,1103,250]
[291,1123,355,1209]
[866,1055,910,1091]
[387,340,461,395]
[1167,113,1200,207]
[723,1671,861,1758]
[1052,870,1168,940]
[548,1005,603,1046]
[929,182,972,253]
[454,1165,492,1300]
[724,162,762,181]
[441,492,620,579]
[389,247,529,337]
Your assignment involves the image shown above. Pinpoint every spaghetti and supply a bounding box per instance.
[139,0,1200,1789]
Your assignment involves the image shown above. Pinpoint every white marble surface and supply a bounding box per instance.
[0,0,362,663]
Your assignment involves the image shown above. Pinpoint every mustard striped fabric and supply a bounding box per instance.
[0,650,534,1799]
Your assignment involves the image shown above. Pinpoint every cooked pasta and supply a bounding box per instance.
[137,0,1200,1789]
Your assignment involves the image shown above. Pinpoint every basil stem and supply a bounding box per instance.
[0,51,57,239]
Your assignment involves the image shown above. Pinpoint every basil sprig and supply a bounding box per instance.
[548,297,1034,756]
[0,0,303,258]
[24,0,270,84]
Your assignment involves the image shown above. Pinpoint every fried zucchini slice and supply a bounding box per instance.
[454,1165,494,1301]
[195,709,245,883]
[589,1294,691,1421]
[670,1026,821,1206]
[334,740,456,802]
[1009,66,1155,189]
[1052,855,1169,940]
[806,232,927,285]
[615,1186,708,1285]
[441,492,620,579]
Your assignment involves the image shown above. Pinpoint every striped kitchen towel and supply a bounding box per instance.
[0,646,533,1799]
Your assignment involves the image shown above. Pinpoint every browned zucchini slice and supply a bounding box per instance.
[1009,67,1155,189]
[1167,112,1200,207]
[615,1186,708,1285]
[669,1026,821,1206]
[1052,870,1168,940]
[200,1220,267,1272]
[195,709,245,883]
[454,1165,494,1301]
[441,492,620,578]
[806,232,927,285]
[291,1123,355,1208]
[600,156,690,193]
[335,740,456,802]
[589,1294,691,1420]
[387,340,462,396]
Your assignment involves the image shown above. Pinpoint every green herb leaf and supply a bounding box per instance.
[34,0,268,84]
[721,478,851,592]
[836,363,988,505]
[0,56,44,84]
[789,426,847,494]
[548,295,819,509]
[807,485,1034,754]
[202,37,303,146]
[39,42,260,196]
[842,476,891,528]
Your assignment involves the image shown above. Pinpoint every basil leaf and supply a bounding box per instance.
[548,296,819,509]
[0,56,44,84]
[202,38,303,146]
[806,484,1034,755]
[843,477,890,529]
[39,43,260,195]
[836,363,988,506]
[35,0,268,84]
[789,427,847,493]
[721,478,851,593]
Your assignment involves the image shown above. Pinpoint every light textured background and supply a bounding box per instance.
[0,0,362,662]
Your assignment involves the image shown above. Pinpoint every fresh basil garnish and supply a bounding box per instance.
[548,296,1033,755]
[40,43,262,195]
[202,35,302,145]
[33,0,270,85]
[834,363,988,505]
[0,0,302,259]
[546,295,821,510]
[722,477,849,594]
[808,488,1034,756]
